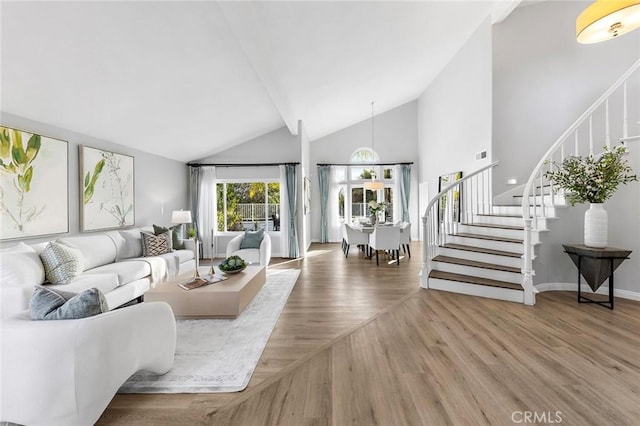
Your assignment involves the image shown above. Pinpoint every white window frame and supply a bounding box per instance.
[216,179,281,234]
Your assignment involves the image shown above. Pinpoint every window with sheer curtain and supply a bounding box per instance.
[215,181,280,232]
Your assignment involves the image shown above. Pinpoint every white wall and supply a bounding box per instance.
[492,1,640,194]
[0,112,189,248]
[310,100,419,242]
[196,126,300,164]
[300,121,312,251]
[418,17,492,204]
[492,1,640,293]
[196,126,302,258]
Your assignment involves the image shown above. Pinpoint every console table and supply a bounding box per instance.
[562,244,631,310]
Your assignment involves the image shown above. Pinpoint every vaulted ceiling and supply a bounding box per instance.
[1,1,517,162]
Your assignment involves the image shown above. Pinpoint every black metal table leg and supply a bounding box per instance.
[577,255,582,303]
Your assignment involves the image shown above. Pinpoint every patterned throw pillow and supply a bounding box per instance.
[141,231,172,256]
[39,241,84,285]
[153,224,184,250]
[240,228,265,249]
[30,286,108,320]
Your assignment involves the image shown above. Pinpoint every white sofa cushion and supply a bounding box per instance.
[0,243,46,318]
[118,228,143,259]
[228,248,261,265]
[47,273,119,295]
[172,248,195,264]
[85,260,151,286]
[58,235,117,271]
[0,242,45,286]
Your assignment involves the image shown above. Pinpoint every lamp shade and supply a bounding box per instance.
[577,0,640,43]
[364,180,384,190]
[171,210,192,224]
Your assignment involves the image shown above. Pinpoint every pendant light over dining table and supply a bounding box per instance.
[364,101,384,191]
[577,0,640,43]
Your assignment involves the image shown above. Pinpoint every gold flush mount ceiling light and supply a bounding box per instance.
[577,0,640,43]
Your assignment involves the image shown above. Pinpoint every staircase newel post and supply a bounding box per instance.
[421,214,430,289]
[523,218,536,305]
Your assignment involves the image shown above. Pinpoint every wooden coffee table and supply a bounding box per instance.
[145,265,266,318]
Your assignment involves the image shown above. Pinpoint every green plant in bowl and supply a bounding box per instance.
[219,255,247,274]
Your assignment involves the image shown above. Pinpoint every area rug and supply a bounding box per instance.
[118,268,300,393]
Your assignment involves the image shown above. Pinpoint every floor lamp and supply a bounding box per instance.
[172,210,200,277]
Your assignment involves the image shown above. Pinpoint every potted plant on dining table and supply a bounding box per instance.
[368,201,386,225]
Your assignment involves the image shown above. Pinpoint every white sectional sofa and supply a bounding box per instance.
[0,226,196,317]
[1,302,176,426]
[0,226,195,425]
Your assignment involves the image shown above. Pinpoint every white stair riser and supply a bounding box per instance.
[473,215,551,229]
[493,205,562,217]
[438,247,522,268]
[513,194,567,205]
[472,215,525,227]
[446,235,523,253]
[431,262,521,284]
[427,278,525,303]
[458,224,523,240]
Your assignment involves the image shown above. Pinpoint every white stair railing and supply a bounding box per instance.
[421,161,499,288]
[521,57,640,306]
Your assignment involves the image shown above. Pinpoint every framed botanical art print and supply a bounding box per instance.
[0,126,69,240]
[80,145,135,231]
[304,176,311,215]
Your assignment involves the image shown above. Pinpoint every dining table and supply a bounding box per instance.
[349,222,404,258]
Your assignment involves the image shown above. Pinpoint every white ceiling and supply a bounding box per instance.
[1,1,509,163]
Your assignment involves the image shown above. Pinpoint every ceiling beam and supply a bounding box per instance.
[491,0,522,24]
[217,2,298,136]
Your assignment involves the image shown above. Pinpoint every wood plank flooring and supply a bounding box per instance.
[99,242,640,426]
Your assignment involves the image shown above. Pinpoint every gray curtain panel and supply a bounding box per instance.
[285,164,299,258]
[400,164,411,223]
[317,165,330,243]
[189,166,201,239]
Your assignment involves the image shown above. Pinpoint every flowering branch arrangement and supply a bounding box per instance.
[368,200,386,215]
[544,145,637,206]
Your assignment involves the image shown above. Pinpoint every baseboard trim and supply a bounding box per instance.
[535,282,640,301]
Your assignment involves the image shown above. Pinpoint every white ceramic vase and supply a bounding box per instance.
[584,203,608,248]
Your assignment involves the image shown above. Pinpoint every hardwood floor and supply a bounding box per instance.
[99,242,640,425]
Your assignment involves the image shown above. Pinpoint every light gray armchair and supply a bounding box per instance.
[226,233,272,266]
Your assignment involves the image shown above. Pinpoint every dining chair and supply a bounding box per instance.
[343,223,369,258]
[369,225,401,266]
[399,222,411,258]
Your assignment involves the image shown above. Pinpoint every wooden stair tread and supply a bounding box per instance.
[454,232,523,244]
[428,270,523,291]
[432,255,520,273]
[462,223,523,231]
[441,243,522,258]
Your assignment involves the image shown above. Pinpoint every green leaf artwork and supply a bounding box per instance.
[0,128,45,232]
[83,159,105,205]
[81,146,134,230]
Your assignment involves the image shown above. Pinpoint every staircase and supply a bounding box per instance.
[422,163,542,304]
[421,57,640,305]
